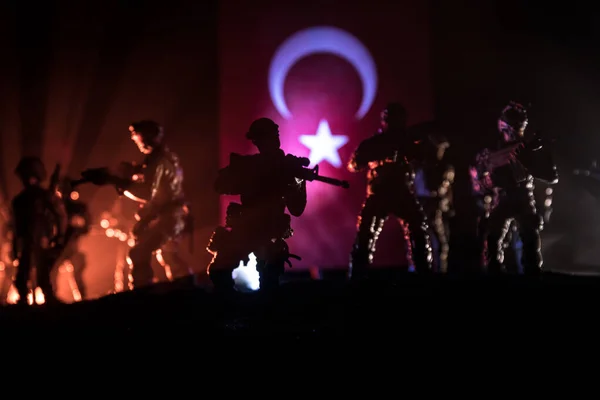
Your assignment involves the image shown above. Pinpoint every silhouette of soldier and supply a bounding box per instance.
[471,102,558,274]
[11,156,67,305]
[207,118,307,291]
[52,178,91,299]
[79,120,189,289]
[347,102,433,278]
[409,121,454,272]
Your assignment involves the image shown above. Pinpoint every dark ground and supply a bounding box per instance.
[1,269,599,337]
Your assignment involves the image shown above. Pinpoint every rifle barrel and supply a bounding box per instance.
[312,175,350,189]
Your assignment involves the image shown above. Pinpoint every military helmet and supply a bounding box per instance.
[246,118,279,141]
[129,120,164,146]
[14,156,47,181]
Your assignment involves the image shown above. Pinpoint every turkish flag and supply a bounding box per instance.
[218,0,434,268]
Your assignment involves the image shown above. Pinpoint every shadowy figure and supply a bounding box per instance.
[347,102,433,279]
[11,157,67,305]
[78,121,190,289]
[206,118,309,292]
[409,121,455,272]
[0,221,15,303]
[51,178,91,299]
[471,102,558,274]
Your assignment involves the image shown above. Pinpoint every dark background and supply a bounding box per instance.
[1,0,599,297]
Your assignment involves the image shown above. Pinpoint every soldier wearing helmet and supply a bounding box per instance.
[472,101,558,274]
[119,120,189,288]
[346,102,433,279]
[206,118,308,291]
[11,156,67,304]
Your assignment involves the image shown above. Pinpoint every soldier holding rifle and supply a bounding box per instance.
[206,118,349,292]
[471,102,558,274]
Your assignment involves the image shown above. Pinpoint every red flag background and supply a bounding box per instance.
[218,0,434,268]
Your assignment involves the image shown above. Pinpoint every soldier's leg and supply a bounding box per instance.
[398,197,432,273]
[71,251,87,299]
[259,239,291,290]
[349,197,387,280]
[161,241,193,279]
[35,249,59,303]
[128,226,167,289]
[206,227,247,292]
[418,198,440,272]
[515,210,543,275]
[503,222,523,274]
[14,251,32,304]
[484,201,513,274]
[435,209,451,273]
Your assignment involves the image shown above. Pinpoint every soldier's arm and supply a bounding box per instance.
[137,163,172,222]
[347,141,374,172]
[521,141,559,185]
[48,193,68,240]
[121,180,152,202]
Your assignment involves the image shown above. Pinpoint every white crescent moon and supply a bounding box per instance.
[268,26,378,120]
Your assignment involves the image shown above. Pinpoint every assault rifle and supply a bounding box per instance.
[227,153,350,189]
[294,164,350,189]
[285,155,350,189]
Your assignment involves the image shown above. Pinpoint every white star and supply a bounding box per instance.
[299,120,349,168]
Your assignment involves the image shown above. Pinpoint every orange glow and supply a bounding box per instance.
[155,249,173,281]
[71,215,86,228]
[105,228,115,238]
[100,219,110,228]
[114,259,125,293]
[34,287,45,304]
[6,286,45,305]
[6,285,18,304]
[60,261,82,302]
[70,191,80,200]
[123,190,147,204]
[127,238,136,247]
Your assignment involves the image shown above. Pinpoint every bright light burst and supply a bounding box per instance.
[299,120,349,168]
[232,252,260,292]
